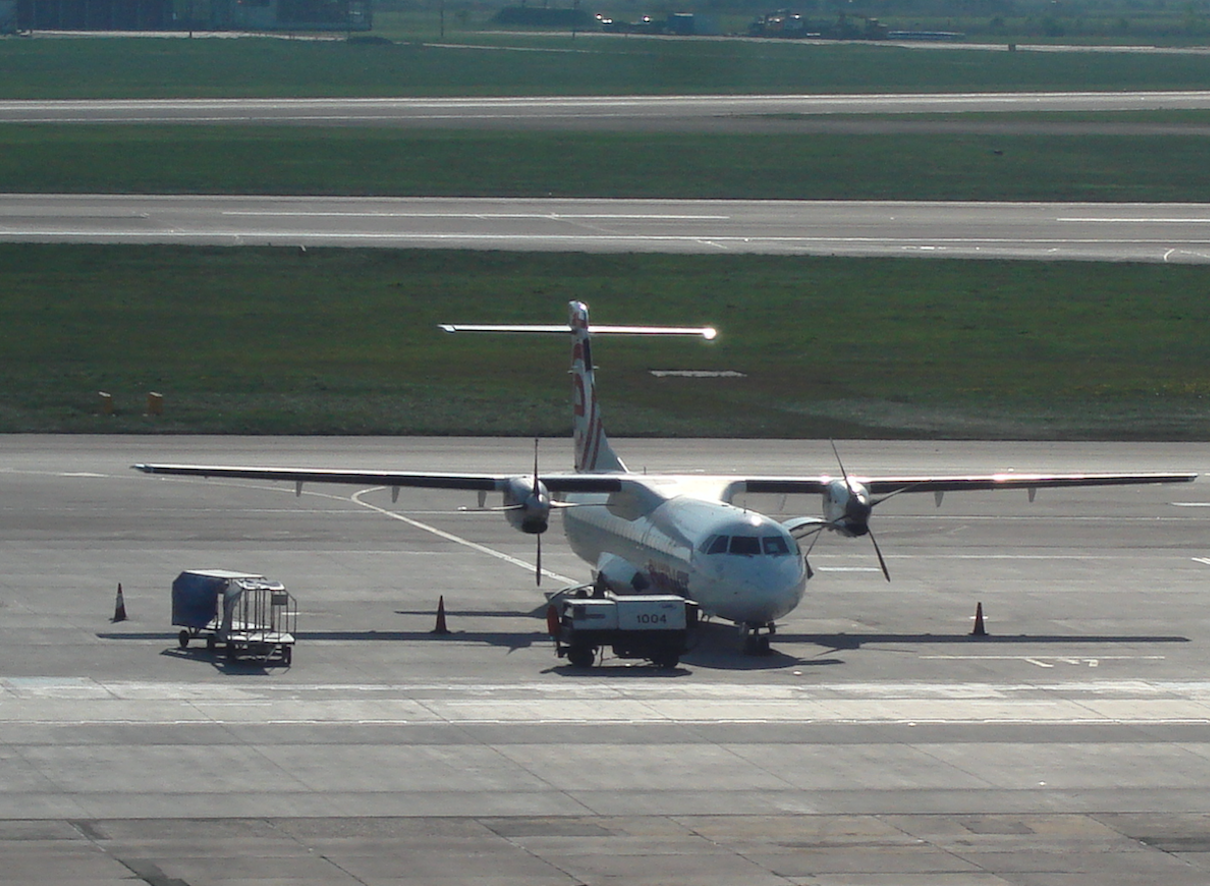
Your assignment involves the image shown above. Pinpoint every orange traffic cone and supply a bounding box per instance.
[112,583,127,622]
[970,601,987,637]
[431,595,450,635]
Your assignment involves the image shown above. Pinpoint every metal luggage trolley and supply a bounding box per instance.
[173,569,297,665]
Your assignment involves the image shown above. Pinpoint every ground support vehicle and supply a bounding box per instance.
[172,569,297,665]
[550,592,698,668]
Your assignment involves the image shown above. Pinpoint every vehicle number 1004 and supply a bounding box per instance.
[636,613,668,624]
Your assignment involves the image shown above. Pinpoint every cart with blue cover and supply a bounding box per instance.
[172,569,297,665]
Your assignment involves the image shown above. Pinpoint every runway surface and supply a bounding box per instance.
[5,194,1210,261]
[3,435,1210,884]
[3,91,1210,128]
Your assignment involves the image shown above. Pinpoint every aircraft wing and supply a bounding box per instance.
[131,463,624,494]
[742,472,1197,496]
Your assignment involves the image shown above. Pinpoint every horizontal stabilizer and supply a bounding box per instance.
[440,323,716,338]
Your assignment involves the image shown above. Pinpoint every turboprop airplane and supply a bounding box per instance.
[135,301,1197,655]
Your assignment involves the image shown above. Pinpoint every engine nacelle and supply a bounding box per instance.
[502,476,551,534]
[595,554,653,595]
[594,552,651,594]
[823,478,872,537]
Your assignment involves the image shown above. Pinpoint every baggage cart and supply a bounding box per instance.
[172,569,297,665]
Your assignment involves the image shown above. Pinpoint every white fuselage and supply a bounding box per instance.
[561,476,808,626]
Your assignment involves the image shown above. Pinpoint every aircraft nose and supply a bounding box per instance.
[740,561,807,623]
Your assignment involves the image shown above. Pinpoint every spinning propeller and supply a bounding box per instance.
[797,441,906,582]
[460,439,557,586]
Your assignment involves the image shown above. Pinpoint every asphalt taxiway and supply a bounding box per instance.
[5,194,1210,262]
[3,92,1210,128]
[2,435,1210,884]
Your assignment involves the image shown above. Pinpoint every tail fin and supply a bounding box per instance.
[439,302,716,475]
[569,301,626,473]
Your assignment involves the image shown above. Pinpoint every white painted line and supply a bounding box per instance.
[221,211,733,220]
[350,487,578,585]
[1059,217,1210,223]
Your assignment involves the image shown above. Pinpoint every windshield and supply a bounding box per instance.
[701,534,793,556]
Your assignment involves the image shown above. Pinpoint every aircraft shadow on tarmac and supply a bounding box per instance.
[99,622,1191,675]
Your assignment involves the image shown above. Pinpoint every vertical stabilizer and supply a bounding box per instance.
[439,303,715,474]
[570,301,627,474]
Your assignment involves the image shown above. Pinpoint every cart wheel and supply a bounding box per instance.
[177,630,190,649]
[206,635,216,651]
[282,645,292,666]
[226,643,240,661]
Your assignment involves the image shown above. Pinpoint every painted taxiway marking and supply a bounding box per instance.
[1060,217,1210,224]
[921,655,1166,669]
[1193,557,1210,566]
[350,487,577,585]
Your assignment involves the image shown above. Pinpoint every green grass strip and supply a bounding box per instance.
[3,244,1208,439]
[5,37,1210,98]
[4,124,1210,202]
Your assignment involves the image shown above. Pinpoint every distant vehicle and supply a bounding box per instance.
[136,302,1196,655]
[749,9,887,39]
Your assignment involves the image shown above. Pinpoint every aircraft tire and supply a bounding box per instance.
[743,634,772,656]
[567,645,596,668]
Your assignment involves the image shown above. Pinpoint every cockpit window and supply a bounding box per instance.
[729,535,761,556]
[763,536,791,556]
[705,533,793,556]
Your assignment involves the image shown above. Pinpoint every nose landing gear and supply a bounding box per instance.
[739,621,775,656]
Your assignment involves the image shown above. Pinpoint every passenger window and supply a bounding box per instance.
[729,536,761,556]
[763,536,790,556]
[706,535,729,554]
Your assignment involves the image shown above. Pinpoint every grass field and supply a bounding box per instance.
[2,120,1210,201]
[3,244,1208,439]
[2,36,1208,441]
[4,36,1210,98]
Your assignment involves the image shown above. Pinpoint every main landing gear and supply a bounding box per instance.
[740,622,776,656]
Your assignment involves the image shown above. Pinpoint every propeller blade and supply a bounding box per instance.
[803,526,824,560]
[869,482,925,509]
[533,438,540,495]
[536,532,542,587]
[830,438,851,485]
[868,528,891,582]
